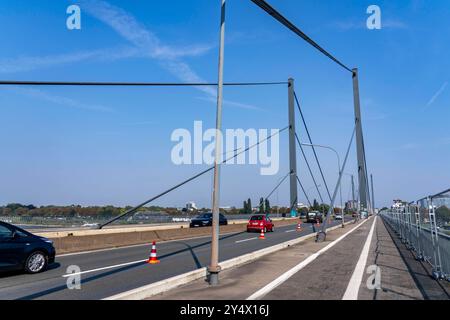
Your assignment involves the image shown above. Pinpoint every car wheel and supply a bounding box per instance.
[24,251,48,274]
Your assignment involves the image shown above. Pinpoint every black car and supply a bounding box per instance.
[189,213,228,228]
[307,211,323,223]
[0,221,56,274]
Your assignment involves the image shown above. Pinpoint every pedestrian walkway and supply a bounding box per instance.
[149,216,450,300]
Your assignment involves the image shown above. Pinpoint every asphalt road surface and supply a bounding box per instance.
[0,218,348,300]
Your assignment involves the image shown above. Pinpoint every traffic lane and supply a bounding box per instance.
[0,228,251,295]
[29,222,327,299]
[46,219,348,300]
[260,218,374,300]
[0,224,295,299]
[0,219,345,299]
[0,218,342,289]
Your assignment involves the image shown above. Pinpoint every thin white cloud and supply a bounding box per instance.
[332,19,408,31]
[4,87,113,113]
[399,143,420,150]
[197,96,264,111]
[80,0,256,110]
[383,19,408,29]
[0,0,255,111]
[0,47,139,74]
[427,82,448,107]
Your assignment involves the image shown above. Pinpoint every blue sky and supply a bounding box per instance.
[0,0,448,208]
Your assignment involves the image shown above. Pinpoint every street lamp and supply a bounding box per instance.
[299,143,344,228]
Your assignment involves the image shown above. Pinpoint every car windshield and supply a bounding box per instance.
[250,215,264,221]
[197,214,212,219]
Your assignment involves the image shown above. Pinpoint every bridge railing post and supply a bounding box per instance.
[428,197,443,279]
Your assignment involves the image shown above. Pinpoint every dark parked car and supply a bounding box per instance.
[189,213,228,228]
[307,211,323,223]
[0,221,56,274]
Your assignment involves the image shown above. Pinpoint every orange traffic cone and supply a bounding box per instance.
[147,241,160,264]
[296,221,302,231]
[259,228,266,240]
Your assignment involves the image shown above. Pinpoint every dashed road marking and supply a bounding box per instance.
[235,237,258,244]
[62,259,147,278]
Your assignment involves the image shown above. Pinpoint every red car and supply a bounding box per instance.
[247,214,274,233]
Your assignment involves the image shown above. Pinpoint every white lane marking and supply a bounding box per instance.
[342,216,377,300]
[246,218,370,300]
[61,259,147,278]
[285,230,296,233]
[235,237,258,244]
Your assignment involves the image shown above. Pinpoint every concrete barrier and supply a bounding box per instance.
[104,220,356,300]
[48,218,298,254]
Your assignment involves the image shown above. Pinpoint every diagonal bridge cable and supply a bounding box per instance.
[99,126,290,228]
[294,132,324,204]
[257,170,292,210]
[296,175,312,208]
[250,0,353,73]
[294,91,332,202]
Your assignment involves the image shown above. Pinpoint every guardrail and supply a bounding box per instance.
[380,188,450,281]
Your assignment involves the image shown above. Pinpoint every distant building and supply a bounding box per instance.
[186,201,197,212]
[392,199,406,209]
[297,203,308,209]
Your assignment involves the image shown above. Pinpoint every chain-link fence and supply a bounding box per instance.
[380,188,450,281]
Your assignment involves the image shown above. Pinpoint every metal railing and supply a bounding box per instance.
[380,188,450,281]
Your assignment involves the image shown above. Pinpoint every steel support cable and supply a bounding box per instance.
[260,171,292,205]
[294,91,332,202]
[320,126,356,236]
[250,0,353,73]
[0,80,287,87]
[294,132,324,204]
[296,175,312,208]
[99,125,290,228]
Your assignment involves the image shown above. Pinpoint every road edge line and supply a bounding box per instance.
[103,221,354,300]
[342,216,377,300]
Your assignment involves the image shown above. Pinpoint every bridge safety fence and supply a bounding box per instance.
[380,188,450,281]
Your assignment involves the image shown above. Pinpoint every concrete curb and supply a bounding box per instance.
[104,220,355,300]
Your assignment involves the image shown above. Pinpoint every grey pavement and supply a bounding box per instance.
[152,216,450,300]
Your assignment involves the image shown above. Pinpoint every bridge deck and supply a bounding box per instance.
[151,217,450,300]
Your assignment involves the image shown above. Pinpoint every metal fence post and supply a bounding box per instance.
[406,205,412,249]
[428,197,443,279]
[415,205,423,261]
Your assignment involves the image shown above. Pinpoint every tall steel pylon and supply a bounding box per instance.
[352,68,369,211]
